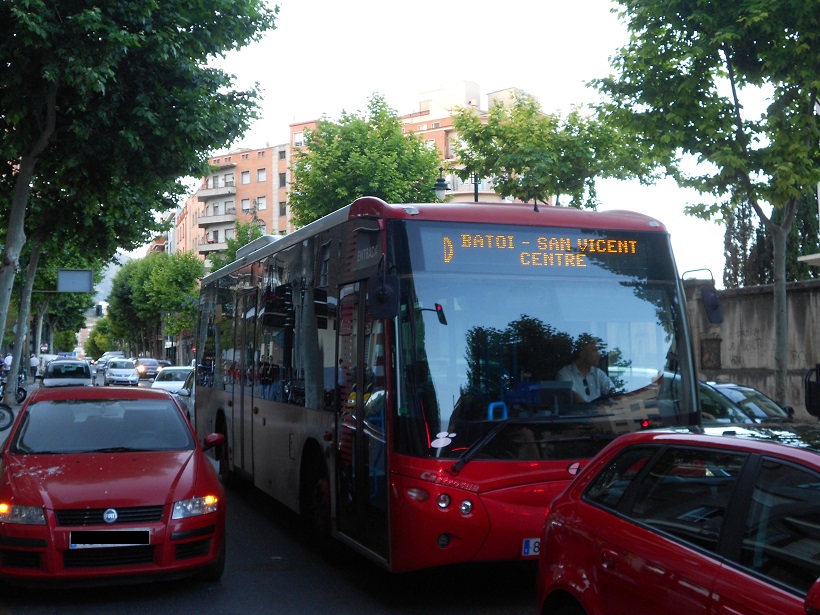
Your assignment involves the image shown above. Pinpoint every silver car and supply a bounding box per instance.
[104,359,139,386]
[41,358,93,388]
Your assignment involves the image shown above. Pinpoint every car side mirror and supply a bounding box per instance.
[203,432,225,451]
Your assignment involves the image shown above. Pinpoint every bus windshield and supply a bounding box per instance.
[393,220,696,462]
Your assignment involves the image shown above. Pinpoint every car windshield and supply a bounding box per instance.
[109,360,135,370]
[717,386,790,420]
[11,399,196,453]
[156,369,190,382]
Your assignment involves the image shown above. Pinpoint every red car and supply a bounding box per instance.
[537,426,820,615]
[0,386,226,586]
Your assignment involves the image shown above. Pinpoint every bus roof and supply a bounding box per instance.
[202,196,668,284]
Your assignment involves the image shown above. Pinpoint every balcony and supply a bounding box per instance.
[198,239,228,254]
[196,183,236,201]
[198,208,237,227]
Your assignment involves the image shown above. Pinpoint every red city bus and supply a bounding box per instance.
[192,196,701,572]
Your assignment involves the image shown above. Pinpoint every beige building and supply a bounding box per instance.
[175,82,525,263]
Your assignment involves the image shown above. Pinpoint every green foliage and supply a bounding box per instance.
[288,95,443,226]
[106,252,203,352]
[84,317,114,359]
[207,220,264,272]
[453,94,653,207]
[54,330,77,354]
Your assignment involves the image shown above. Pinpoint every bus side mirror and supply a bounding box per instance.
[368,274,400,320]
[701,284,723,324]
[805,365,820,417]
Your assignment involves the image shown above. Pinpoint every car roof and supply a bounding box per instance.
[26,385,176,403]
[611,425,820,462]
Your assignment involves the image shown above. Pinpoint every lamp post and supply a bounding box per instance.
[433,167,451,201]
[471,173,480,202]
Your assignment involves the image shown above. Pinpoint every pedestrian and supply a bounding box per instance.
[29,353,38,379]
[3,352,11,371]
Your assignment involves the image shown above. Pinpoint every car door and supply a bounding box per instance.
[582,445,748,614]
[711,456,819,615]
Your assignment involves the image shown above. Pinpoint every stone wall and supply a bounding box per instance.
[684,278,820,421]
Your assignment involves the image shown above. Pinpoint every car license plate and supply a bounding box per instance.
[521,537,541,557]
[69,530,149,549]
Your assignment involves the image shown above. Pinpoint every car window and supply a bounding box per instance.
[700,384,752,424]
[11,399,195,454]
[625,447,748,553]
[739,457,820,594]
[585,445,659,510]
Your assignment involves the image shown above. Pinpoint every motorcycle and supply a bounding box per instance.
[0,372,27,405]
[0,402,12,431]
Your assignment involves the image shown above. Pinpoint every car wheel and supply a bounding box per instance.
[551,601,587,615]
[197,540,225,582]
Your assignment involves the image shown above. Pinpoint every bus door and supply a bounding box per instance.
[336,281,389,560]
[233,290,257,478]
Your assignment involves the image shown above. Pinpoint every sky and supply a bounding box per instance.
[198,0,729,286]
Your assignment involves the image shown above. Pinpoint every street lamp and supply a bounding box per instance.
[471,173,480,202]
[433,167,451,201]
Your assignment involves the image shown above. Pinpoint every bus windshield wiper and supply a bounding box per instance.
[449,419,508,475]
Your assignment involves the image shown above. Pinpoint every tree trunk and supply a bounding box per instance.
[771,215,790,406]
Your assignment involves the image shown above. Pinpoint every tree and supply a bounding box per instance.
[288,95,443,226]
[85,317,114,359]
[594,0,820,403]
[452,93,653,207]
[144,251,204,339]
[0,1,278,357]
[208,221,264,272]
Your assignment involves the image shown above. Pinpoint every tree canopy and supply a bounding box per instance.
[452,93,653,207]
[288,95,443,226]
[0,0,278,357]
[207,220,265,272]
[593,0,820,402]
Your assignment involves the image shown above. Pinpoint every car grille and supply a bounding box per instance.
[63,545,155,568]
[56,506,164,526]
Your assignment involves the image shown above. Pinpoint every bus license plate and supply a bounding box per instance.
[521,537,540,557]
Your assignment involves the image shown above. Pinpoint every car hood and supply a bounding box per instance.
[1,450,199,509]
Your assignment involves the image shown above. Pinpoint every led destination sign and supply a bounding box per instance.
[443,234,638,268]
[407,221,669,278]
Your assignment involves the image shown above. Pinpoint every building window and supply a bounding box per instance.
[212,230,219,243]
[213,204,220,216]
[257,168,267,182]
[225,228,234,240]
[279,201,287,217]
[242,199,251,211]
[294,132,304,147]
[225,200,234,212]
[241,153,249,160]
[211,175,219,188]
[279,173,287,188]
[257,223,267,234]
[241,171,250,185]
[256,196,267,210]
[278,150,286,160]
[432,122,441,128]
[257,150,265,157]
[225,173,234,187]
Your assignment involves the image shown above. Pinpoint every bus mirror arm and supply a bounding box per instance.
[368,274,400,320]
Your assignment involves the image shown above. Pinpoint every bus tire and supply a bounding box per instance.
[215,414,233,487]
[301,454,331,547]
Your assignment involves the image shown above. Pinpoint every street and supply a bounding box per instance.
[0,471,535,614]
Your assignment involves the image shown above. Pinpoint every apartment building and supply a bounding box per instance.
[175,82,522,261]
[175,143,292,258]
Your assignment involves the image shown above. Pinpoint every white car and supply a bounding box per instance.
[41,358,93,388]
[104,359,139,386]
[151,366,193,394]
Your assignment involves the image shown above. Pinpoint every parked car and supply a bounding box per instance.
[41,358,93,388]
[0,386,226,585]
[536,425,820,615]
[708,382,794,422]
[151,366,193,394]
[134,358,160,380]
[104,359,139,386]
[698,380,756,425]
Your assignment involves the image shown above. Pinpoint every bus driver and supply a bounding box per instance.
[556,338,615,403]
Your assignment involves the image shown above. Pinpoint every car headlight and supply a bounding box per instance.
[172,495,219,519]
[0,503,46,525]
